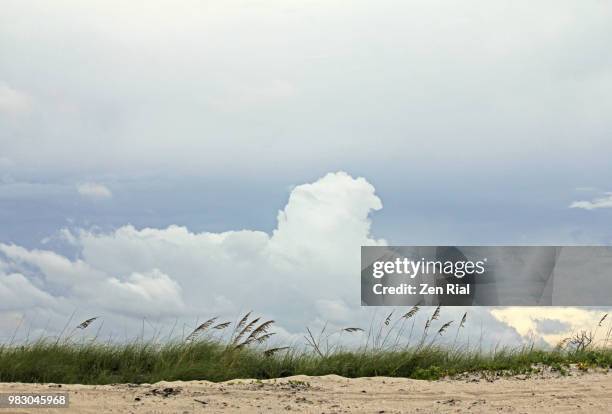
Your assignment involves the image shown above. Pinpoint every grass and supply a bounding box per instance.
[0,309,610,384]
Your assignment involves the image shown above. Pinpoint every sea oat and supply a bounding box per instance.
[343,327,364,333]
[248,320,274,339]
[235,312,251,332]
[76,317,99,330]
[599,313,608,327]
[437,321,453,335]
[402,306,419,319]
[431,305,441,321]
[264,347,289,357]
[255,333,276,344]
[237,320,275,348]
[213,322,231,330]
[460,312,467,328]
[384,311,394,326]
[186,317,217,342]
[232,317,261,345]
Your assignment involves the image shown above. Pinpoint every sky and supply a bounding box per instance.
[1,0,611,347]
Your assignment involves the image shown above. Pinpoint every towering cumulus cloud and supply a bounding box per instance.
[0,172,385,337]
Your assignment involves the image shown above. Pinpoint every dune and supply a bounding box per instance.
[0,371,610,413]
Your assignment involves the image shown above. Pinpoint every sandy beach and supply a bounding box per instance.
[0,371,610,413]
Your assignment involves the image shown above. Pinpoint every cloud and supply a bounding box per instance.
[0,271,56,311]
[569,193,612,210]
[77,182,112,200]
[105,270,185,318]
[491,307,608,346]
[210,79,297,111]
[0,172,385,336]
[534,318,570,335]
[0,181,70,201]
[0,171,606,347]
[0,244,185,319]
[1,1,611,177]
[0,158,13,170]
[0,82,31,116]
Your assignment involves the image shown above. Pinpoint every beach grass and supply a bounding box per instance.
[0,309,610,384]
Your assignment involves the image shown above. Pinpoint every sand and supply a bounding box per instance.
[0,372,610,413]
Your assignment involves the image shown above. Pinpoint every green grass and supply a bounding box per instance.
[0,340,610,384]
[1,308,610,384]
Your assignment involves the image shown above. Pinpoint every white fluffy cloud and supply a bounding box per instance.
[0,271,56,311]
[0,172,385,336]
[570,193,612,210]
[0,243,184,318]
[0,171,605,346]
[76,182,112,200]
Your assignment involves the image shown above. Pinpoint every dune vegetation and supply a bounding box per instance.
[1,307,610,384]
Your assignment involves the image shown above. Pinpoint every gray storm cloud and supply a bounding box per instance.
[0,0,611,178]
